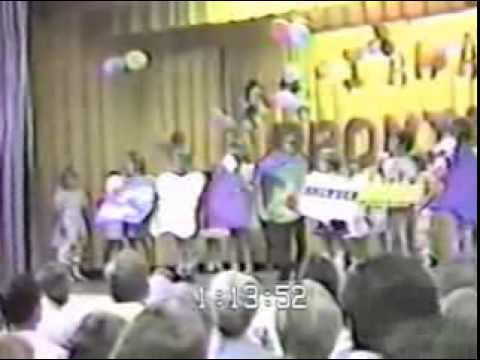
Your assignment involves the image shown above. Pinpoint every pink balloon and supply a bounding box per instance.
[288,22,310,49]
[274,90,302,112]
[103,57,125,76]
[271,19,291,46]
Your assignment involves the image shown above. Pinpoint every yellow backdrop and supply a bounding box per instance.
[301,9,477,126]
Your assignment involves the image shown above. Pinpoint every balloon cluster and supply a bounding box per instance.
[102,49,151,76]
[271,18,311,50]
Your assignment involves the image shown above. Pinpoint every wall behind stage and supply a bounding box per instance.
[30,9,283,269]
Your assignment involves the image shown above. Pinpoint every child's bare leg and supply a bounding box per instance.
[385,212,395,254]
[57,241,71,265]
[389,210,409,256]
[71,242,86,281]
[205,238,214,271]
[294,219,308,280]
[229,236,240,271]
[104,240,123,264]
[148,235,157,268]
[104,242,114,264]
[460,225,476,262]
[338,236,352,270]
[351,236,370,262]
[139,237,152,267]
[176,238,197,279]
[416,209,433,265]
[398,212,410,257]
[317,222,335,260]
[185,240,198,277]
[206,238,223,272]
[238,230,253,274]
[176,238,187,277]
[431,214,457,264]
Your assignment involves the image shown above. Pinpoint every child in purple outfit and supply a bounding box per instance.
[203,136,254,273]
[428,118,477,263]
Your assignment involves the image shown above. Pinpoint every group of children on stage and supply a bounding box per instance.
[51,82,477,281]
[51,118,476,282]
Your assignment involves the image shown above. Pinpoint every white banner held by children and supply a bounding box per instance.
[297,172,369,238]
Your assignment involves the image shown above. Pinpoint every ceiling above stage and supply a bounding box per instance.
[32,1,130,15]
[32,1,477,35]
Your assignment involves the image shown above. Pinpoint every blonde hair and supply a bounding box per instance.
[59,166,78,188]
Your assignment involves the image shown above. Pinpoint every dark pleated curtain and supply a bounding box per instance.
[0,1,30,285]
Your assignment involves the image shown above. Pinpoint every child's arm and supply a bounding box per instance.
[417,173,444,210]
[252,164,270,218]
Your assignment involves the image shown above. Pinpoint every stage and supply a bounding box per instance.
[73,270,280,298]
[72,260,477,307]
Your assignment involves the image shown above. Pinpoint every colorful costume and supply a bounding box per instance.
[150,170,207,278]
[95,175,156,236]
[204,155,254,232]
[255,151,308,280]
[122,175,156,240]
[96,174,126,242]
[150,171,207,240]
[424,143,477,263]
[203,154,255,273]
[255,151,307,224]
[429,144,477,227]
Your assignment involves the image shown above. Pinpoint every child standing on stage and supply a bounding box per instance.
[426,118,477,264]
[255,123,308,281]
[52,167,89,281]
[123,151,156,265]
[381,132,418,256]
[99,171,127,264]
[203,133,255,274]
[151,135,207,280]
[300,150,370,270]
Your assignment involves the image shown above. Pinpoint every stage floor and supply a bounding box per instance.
[73,271,280,297]
[72,261,477,307]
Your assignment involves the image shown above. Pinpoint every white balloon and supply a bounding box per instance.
[125,50,150,72]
